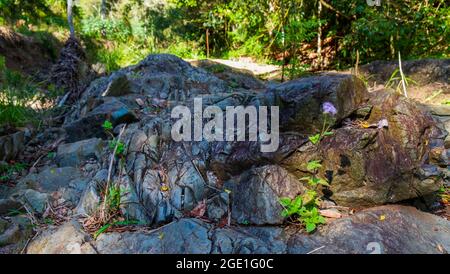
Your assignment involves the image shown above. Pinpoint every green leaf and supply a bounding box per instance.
[94,223,112,239]
[317,178,330,187]
[279,197,292,207]
[302,190,317,205]
[323,131,334,136]
[306,160,322,171]
[308,134,321,145]
[293,196,303,209]
[305,222,316,233]
[102,120,113,131]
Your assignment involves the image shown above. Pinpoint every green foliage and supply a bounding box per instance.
[0,56,39,127]
[385,68,416,93]
[0,162,27,182]
[103,120,126,157]
[102,120,113,131]
[109,139,126,157]
[306,160,322,172]
[279,191,325,233]
[308,134,321,145]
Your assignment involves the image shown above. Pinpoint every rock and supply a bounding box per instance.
[190,59,266,90]
[101,73,130,97]
[421,104,450,116]
[283,91,442,207]
[56,138,104,167]
[118,175,151,224]
[224,165,307,225]
[22,189,49,214]
[0,130,25,162]
[0,199,22,215]
[288,205,450,254]
[64,98,137,142]
[0,216,33,253]
[95,218,211,254]
[26,220,97,254]
[211,227,287,254]
[360,59,450,85]
[15,166,85,192]
[76,181,101,216]
[168,156,206,211]
[206,192,229,221]
[262,74,369,133]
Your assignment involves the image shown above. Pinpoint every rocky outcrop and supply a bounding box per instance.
[360,59,450,85]
[288,205,450,254]
[1,54,447,254]
[283,91,444,207]
[25,205,450,254]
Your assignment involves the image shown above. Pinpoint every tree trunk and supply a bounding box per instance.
[67,0,75,38]
[317,0,322,70]
[206,28,210,59]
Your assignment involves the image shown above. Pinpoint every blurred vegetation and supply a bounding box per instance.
[0,0,449,75]
[0,0,450,78]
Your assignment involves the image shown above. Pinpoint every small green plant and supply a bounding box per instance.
[280,192,325,233]
[309,102,336,145]
[103,120,126,157]
[0,162,27,182]
[102,120,113,131]
[442,99,450,105]
[280,159,329,233]
[301,160,330,187]
[385,69,416,94]
[108,139,126,157]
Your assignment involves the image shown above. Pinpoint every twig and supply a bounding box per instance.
[307,245,325,254]
[57,92,71,107]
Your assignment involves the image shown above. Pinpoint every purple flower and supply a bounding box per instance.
[322,102,337,116]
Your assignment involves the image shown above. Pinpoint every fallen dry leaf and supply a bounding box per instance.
[188,199,207,218]
[320,209,342,219]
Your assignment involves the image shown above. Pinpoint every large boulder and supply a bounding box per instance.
[260,73,369,133]
[224,165,307,225]
[283,91,444,207]
[288,205,450,254]
[95,218,212,254]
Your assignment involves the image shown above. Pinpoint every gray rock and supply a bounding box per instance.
[0,130,25,161]
[16,166,85,192]
[224,165,306,225]
[26,220,97,254]
[211,226,287,254]
[421,104,450,116]
[76,181,101,216]
[0,199,22,215]
[168,159,206,211]
[23,189,49,214]
[56,138,104,167]
[95,218,212,254]
[0,216,33,253]
[206,192,229,221]
[263,73,369,133]
[64,98,137,142]
[288,205,450,254]
[102,74,130,97]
